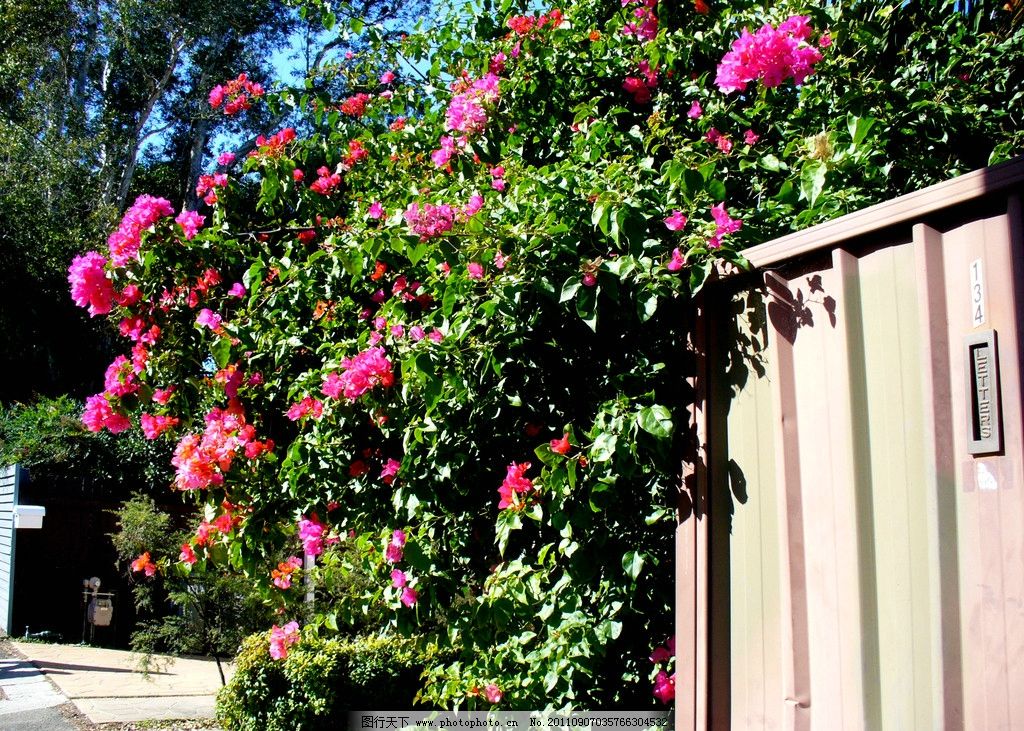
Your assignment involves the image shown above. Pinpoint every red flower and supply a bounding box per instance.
[550,434,571,454]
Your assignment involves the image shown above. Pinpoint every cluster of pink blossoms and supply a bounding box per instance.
[715,16,824,94]
[68,251,115,317]
[650,636,676,703]
[140,413,179,440]
[622,0,658,42]
[404,195,483,240]
[209,73,264,115]
[445,73,500,135]
[385,530,418,607]
[321,347,395,400]
[82,393,130,433]
[251,128,297,159]
[269,621,300,660]
[497,462,534,510]
[309,166,342,195]
[107,195,174,267]
[623,61,658,104]
[286,396,323,422]
[171,406,271,490]
[298,515,326,556]
[195,173,228,206]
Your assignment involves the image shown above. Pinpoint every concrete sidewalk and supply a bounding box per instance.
[7,641,233,726]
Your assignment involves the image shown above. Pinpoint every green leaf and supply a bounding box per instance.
[637,405,673,438]
[622,550,645,580]
[590,432,617,462]
[559,277,581,303]
[210,337,231,369]
[847,114,877,146]
[799,160,828,208]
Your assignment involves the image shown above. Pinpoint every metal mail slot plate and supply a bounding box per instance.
[965,329,1002,455]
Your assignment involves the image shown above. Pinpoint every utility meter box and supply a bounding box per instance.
[14,505,45,529]
[88,598,113,627]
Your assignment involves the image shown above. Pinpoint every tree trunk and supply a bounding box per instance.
[106,32,188,210]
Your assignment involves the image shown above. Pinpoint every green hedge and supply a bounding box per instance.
[216,633,427,731]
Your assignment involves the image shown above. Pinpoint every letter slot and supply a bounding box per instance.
[965,329,1002,455]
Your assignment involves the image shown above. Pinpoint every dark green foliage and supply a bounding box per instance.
[110,494,272,656]
[0,396,172,496]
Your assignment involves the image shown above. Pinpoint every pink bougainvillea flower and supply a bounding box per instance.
[268,621,300,660]
[229,282,247,298]
[494,250,508,270]
[82,393,131,433]
[195,308,223,332]
[379,70,396,84]
[652,671,675,703]
[744,129,760,145]
[298,516,326,556]
[687,101,703,119]
[217,151,236,166]
[715,16,824,94]
[650,646,672,664]
[107,194,175,266]
[391,529,407,548]
[550,434,571,454]
[69,251,115,317]
[409,326,426,342]
[666,248,687,272]
[179,543,197,565]
[140,413,179,440]
[467,262,484,280]
[321,347,395,400]
[176,210,205,240]
[391,569,407,588]
[708,203,742,248]
[583,272,598,287]
[484,684,503,704]
[286,396,323,422]
[400,586,418,607]
[367,201,384,219]
[380,458,401,485]
[498,462,534,510]
[664,210,688,231]
[385,543,403,564]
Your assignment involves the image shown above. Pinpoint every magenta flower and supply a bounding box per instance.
[391,569,407,588]
[400,586,418,607]
[744,129,760,145]
[68,251,115,317]
[484,684,503,703]
[687,101,702,119]
[380,458,401,485]
[217,151,236,166]
[666,248,687,272]
[498,462,534,509]
[268,621,300,660]
[467,262,484,280]
[715,16,824,94]
[82,393,131,434]
[229,282,247,298]
[385,543,403,564]
[298,516,325,556]
[195,309,223,331]
[176,210,205,240]
[379,70,396,84]
[664,210,687,231]
[367,201,384,219]
[652,671,675,703]
[321,347,395,400]
[409,326,426,342]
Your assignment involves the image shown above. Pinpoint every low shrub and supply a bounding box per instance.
[216,632,426,731]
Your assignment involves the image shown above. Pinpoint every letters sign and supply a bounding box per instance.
[965,329,1001,455]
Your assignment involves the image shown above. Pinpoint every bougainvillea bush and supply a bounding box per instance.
[68,0,1022,711]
